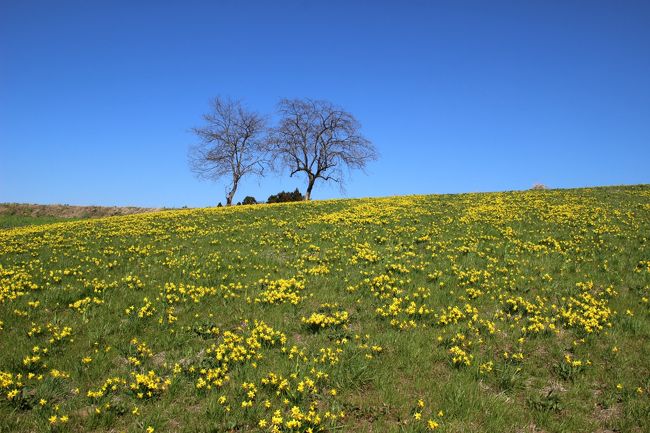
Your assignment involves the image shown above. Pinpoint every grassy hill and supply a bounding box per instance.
[0,203,157,229]
[1,185,649,433]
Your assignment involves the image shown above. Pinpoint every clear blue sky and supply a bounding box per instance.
[1,1,648,207]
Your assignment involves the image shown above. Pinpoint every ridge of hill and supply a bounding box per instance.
[0,203,160,229]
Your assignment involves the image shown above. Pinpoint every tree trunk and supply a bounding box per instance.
[226,180,238,206]
[305,176,315,201]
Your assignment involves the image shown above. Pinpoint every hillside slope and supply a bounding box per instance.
[0,203,157,229]
[1,185,649,433]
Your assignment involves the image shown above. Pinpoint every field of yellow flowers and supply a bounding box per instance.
[1,185,649,433]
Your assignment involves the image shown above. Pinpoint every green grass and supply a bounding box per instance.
[0,215,80,229]
[1,185,649,433]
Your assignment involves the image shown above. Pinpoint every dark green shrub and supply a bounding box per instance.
[267,189,304,204]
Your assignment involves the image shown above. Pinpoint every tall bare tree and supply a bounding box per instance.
[189,97,267,205]
[269,98,377,200]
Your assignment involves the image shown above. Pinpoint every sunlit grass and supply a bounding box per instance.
[1,185,649,432]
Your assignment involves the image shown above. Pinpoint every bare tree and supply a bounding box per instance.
[268,98,377,200]
[189,97,267,205]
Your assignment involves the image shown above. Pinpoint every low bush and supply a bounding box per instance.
[267,188,304,203]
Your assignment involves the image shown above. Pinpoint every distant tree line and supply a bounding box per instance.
[189,97,377,205]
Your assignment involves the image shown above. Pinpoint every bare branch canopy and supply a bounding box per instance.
[268,98,377,200]
[189,97,267,205]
